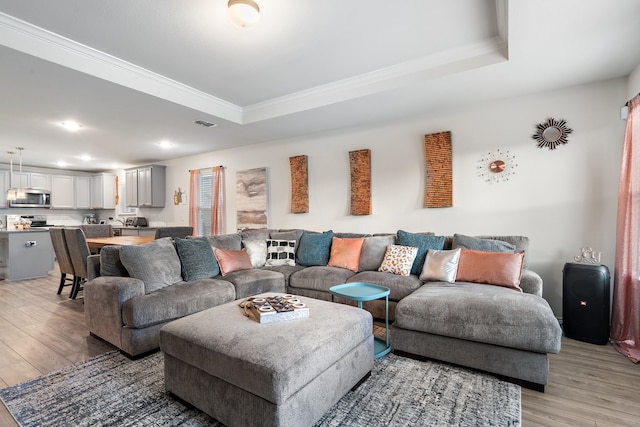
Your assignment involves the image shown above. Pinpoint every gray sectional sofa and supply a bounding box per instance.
[83,229,562,390]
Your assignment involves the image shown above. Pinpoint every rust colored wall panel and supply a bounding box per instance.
[349,149,371,215]
[424,131,453,208]
[289,155,309,213]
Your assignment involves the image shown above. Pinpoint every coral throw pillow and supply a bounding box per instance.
[328,237,365,272]
[456,249,525,291]
[213,248,253,276]
[378,245,419,277]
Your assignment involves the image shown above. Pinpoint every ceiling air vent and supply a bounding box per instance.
[193,119,217,128]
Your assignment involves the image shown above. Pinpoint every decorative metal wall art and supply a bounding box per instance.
[532,118,573,150]
[289,155,309,214]
[236,167,268,231]
[574,247,601,264]
[349,149,372,215]
[424,131,453,208]
[477,149,517,183]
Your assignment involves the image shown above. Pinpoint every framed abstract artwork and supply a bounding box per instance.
[236,167,268,231]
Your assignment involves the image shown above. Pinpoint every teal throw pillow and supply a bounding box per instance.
[175,237,220,281]
[296,230,334,266]
[396,230,445,275]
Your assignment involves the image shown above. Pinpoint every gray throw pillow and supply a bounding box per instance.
[202,233,242,250]
[99,245,129,277]
[359,235,395,271]
[175,237,220,281]
[120,238,182,293]
[452,234,516,253]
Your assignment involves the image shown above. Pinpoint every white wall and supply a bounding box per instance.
[147,77,628,317]
[628,62,640,98]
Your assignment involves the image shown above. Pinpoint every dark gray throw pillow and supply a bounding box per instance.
[120,238,182,293]
[451,233,516,253]
[99,245,129,277]
[175,237,220,281]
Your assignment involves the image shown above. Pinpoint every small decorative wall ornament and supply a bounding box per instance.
[532,117,573,150]
[574,247,601,264]
[477,149,517,183]
[173,187,186,205]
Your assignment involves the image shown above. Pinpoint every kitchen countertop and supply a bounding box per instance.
[0,228,51,233]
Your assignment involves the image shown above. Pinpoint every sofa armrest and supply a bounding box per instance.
[520,269,543,296]
[84,276,145,348]
[87,254,101,280]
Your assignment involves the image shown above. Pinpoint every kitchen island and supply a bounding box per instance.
[0,228,54,281]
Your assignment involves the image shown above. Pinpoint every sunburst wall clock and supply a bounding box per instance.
[477,149,517,183]
[532,118,573,150]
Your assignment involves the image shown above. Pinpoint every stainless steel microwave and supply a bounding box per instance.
[8,188,51,208]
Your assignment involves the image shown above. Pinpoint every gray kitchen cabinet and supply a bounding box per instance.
[0,171,8,208]
[0,229,54,280]
[90,173,116,209]
[50,175,75,209]
[125,165,165,207]
[75,175,91,209]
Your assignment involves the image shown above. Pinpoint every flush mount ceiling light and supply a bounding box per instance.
[60,121,83,131]
[228,0,260,29]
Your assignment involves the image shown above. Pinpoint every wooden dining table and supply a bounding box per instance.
[86,235,155,252]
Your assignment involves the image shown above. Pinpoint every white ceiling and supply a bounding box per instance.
[0,0,639,172]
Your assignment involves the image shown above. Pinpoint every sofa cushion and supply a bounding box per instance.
[378,244,418,277]
[265,239,296,266]
[328,237,364,272]
[221,269,286,299]
[242,239,267,267]
[396,230,445,275]
[122,278,236,328]
[214,248,253,276]
[456,249,525,291]
[394,283,562,353]
[419,248,461,283]
[120,238,182,294]
[240,228,270,241]
[296,230,334,266]
[174,237,220,281]
[348,270,422,301]
[203,233,242,250]
[476,235,530,269]
[99,245,129,277]
[270,229,304,248]
[289,266,355,292]
[452,234,516,253]
[358,235,395,272]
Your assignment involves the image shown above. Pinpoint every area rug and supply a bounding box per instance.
[0,351,520,427]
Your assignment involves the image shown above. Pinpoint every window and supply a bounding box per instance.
[196,171,212,236]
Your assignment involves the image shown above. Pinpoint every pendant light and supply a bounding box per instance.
[16,147,25,200]
[6,151,16,201]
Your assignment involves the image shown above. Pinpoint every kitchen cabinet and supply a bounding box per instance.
[0,170,8,208]
[75,176,91,209]
[13,171,50,190]
[0,229,54,280]
[125,165,165,207]
[90,173,116,209]
[50,175,75,209]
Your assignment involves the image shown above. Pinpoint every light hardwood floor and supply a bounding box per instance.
[0,269,638,426]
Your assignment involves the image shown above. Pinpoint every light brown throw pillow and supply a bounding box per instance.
[328,237,365,272]
[456,249,525,291]
[214,248,253,276]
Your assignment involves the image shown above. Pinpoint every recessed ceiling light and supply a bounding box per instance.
[60,121,83,131]
[193,119,217,128]
[56,160,67,167]
[80,154,91,161]
[158,141,173,149]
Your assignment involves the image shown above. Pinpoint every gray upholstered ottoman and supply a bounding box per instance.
[159,293,374,427]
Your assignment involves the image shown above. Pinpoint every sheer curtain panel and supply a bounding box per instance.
[611,94,640,363]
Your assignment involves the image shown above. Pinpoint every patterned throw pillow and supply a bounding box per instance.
[419,248,461,283]
[243,239,267,267]
[378,245,419,276]
[265,239,296,266]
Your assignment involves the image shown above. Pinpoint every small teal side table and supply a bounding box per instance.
[330,282,391,359]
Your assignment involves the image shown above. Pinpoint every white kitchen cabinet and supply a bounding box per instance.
[74,176,91,209]
[11,171,51,190]
[125,165,165,207]
[125,169,138,207]
[90,173,116,209]
[50,175,75,209]
[0,171,8,208]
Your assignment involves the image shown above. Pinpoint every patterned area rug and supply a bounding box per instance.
[0,351,520,427]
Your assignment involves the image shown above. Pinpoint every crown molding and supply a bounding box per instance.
[0,12,243,124]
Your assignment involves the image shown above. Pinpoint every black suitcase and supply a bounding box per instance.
[562,262,610,345]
